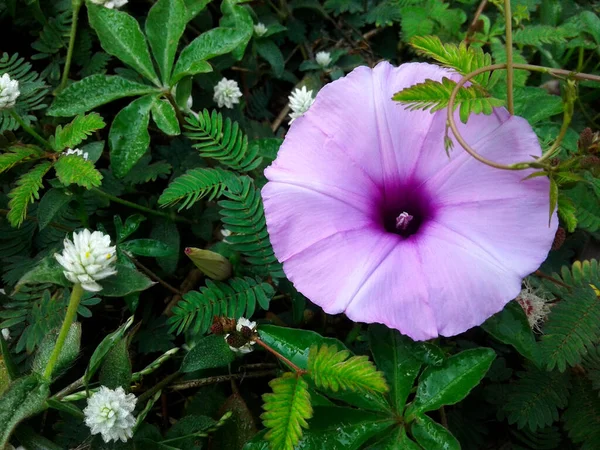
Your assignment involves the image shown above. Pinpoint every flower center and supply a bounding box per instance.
[395,212,413,230]
[379,182,435,239]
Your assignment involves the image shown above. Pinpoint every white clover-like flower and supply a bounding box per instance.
[254,23,268,37]
[2,328,10,341]
[516,281,552,331]
[0,73,20,110]
[64,147,89,160]
[288,86,315,124]
[55,229,117,292]
[213,78,243,109]
[84,386,137,443]
[315,51,332,68]
[225,317,257,354]
[89,0,128,9]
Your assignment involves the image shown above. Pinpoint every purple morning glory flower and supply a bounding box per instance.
[261,62,557,340]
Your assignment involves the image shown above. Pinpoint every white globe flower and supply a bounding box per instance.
[0,73,20,110]
[315,51,332,68]
[288,86,315,124]
[213,77,243,109]
[225,317,257,354]
[254,23,268,37]
[89,0,128,8]
[63,147,89,160]
[55,229,117,292]
[1,328,10,341]
[84,386,137,443]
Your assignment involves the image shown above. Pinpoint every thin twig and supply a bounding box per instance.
[465,0,488,43]
[504,0,514,114]
[170,370,277,391]
[271,105,290,132]
[255,338,306,374]
[534,270,570,289]
[54,376,84,400]
[125,253,183,296]
[446,63,600,171]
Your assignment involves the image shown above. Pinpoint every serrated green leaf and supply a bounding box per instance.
[109,95,154,178]
[406,348,495,420]
[87,3,160,85]
[151,99,180,136]
[50,113,106,151]
[181,334,235,372]
[145,0,186,83]
[48,75,159,117]
[0,146,40,174]
[7,161,52,227]
[54,155,103,189]
[261,373,313,450]
[557,193,577,233]
[308,344,388,394]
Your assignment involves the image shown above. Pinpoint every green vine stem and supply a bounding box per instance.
[503,0,514,114]
[446,63,600,171]
[58,0,83,93]
[43,283,84,380]
[9,110,52,150]
[92,188,196,224]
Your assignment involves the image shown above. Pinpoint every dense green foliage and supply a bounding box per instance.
[0,0,599,449]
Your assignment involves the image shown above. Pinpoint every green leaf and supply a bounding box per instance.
[7,161,52,227]
[411,414,460,450]
[121,239,176,257]
[158,167,233,210]
[219,0,253,60]
[180,334,235,372]
[99,338,132,390]
[580,11,600,45]
[0,146,40,174]
[100,264,155,297]
[145,0,186,83]
[258,325,389,412]
[365,428,421,450]
[54,155,103,189]
[503,365,570,431]
[405,348,495,420]
[563,377,600,448]
[171,28,249,85]
[37,188,72,230]
[84,316,134,385]
[48,75,159,117]
[291,406,393,450]
[151,219,180,274]
[184,0,212,21]
[151,99,180,136]
[87,3,160,85]
[16,255,69,288]
[261,373,312,450]
[512,87,563,125]
[481,301,541,364]
[393,77,503,123]
[0,374,50,448]
[308,344,388,394]
[13,425,64,450]
[32,322,81,379]
[109,95,154,178]
[410,35,492,85]
[368,324,422,413]
[255,40,284,77]
[549,177,558,226]
[558,193,577,233]
[115,214,146,243]
[50,113,106,151]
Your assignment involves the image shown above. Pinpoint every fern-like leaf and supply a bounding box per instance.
[261,373,313,450]
[393,77,503,123]
[512,25,579,47]
[185,110,262,172]
[158,168,233,211]
[122,155,172,185]
[539,286,600,372]
[54,155,103,189]
[31,10,70,59]
[563,377,600,449]
[168,277,274,335]
[503,365,571,432]
[410,35,492,85]
[50,113,106,151]
[0,146,42,174]
[0,53,48,132]
[308,344,389,394]
[7,162,52,227]
[219,177,283,277]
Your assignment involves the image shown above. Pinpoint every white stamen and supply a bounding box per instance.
[395,212,413,230]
